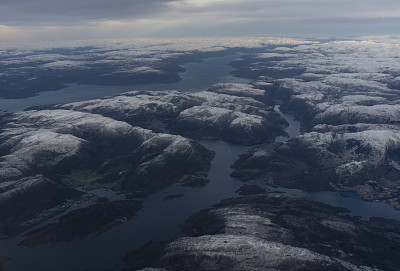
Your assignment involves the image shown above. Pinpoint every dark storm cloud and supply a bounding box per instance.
[0,0,175,25]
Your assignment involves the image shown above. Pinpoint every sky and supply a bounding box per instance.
[0,0,399,42]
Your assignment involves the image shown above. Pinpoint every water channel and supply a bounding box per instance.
[2,53,400,271]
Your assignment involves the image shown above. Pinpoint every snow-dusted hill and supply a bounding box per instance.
[125,193,400,271]
[57,86,286,144]
[0,107,214,238]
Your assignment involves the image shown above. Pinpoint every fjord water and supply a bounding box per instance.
[2,53,400,271]
[272,106,400,220]
[274,105,301,141]
[2,141,249,271]
[0,53,252,271]
[0,53,249,114]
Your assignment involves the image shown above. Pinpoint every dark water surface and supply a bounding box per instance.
[1,141,248,271]
[271,106,400,220]
[0,53,249,114]
[274,105,301,141]
[2,53,400,271]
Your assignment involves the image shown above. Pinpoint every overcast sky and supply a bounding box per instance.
[0,0,399,42]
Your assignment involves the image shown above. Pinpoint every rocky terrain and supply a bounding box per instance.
[232,124,400,208]
[0,107,213,239]
[0,109,213,193]
[124,193,400,271]
[57,85,286,145]
[235,184,266,195]
[0,175,88,239]
[233,39,400,128]
[119,39,400,271]
[0,82,287,242]
[227,38,400,209]
[2,37,400,271]
[0,37,305,99]
[18,200,143,247]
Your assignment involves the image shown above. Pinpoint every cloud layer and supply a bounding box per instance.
[0,0,400,41]
[0,0,174,25]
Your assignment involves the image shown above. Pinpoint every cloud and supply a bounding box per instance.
[0,0,174,25]
[1,0,400,41]
[2,0,400,25]
[0,25,32,42]
[168,0,400,19]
